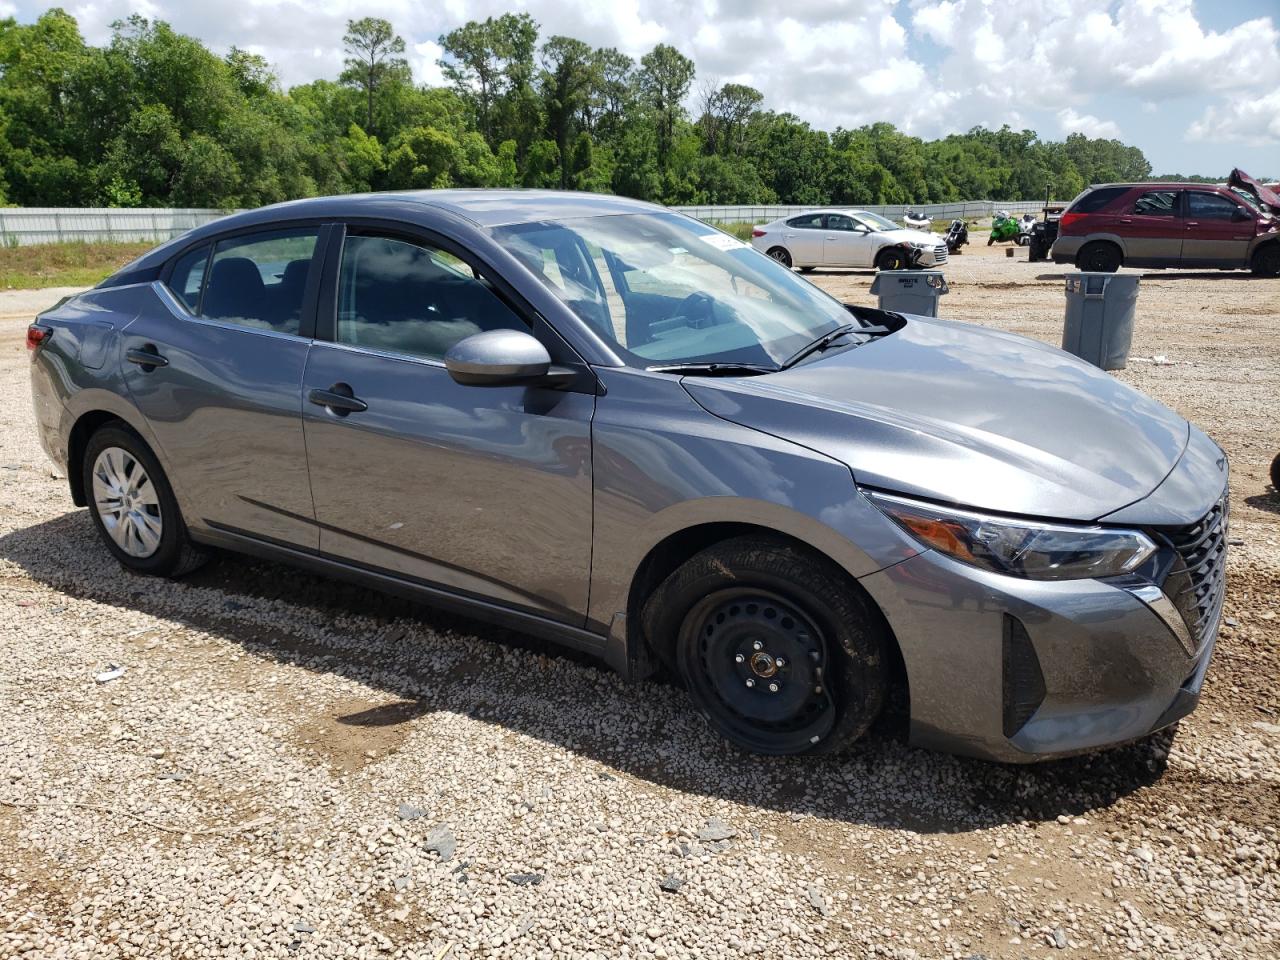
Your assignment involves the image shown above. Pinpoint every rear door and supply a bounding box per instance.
[1181,190,1255,266]
[779,213,824,266]
[120,224,326,548]
[1112,189,1183,265]
[300,224,595,623]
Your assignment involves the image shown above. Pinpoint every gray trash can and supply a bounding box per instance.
[868,270,949,317]
[1061,273,1140,370]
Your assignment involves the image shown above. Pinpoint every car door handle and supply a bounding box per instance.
[308,384,367,415]
[1118,218,1133,224]
[1186,222,1200,227]
[125,346,168,370]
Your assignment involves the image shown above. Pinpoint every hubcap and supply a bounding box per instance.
[92,447,162,558]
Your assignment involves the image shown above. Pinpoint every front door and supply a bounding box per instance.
[120,225,323,548]
[1112,189,1183,265]
[301,229,595,624]
[1181,191,1256,266]
[822,214,864,267]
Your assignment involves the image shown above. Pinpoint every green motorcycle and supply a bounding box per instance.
[988,211,1021,245]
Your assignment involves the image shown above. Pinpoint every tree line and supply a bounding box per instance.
[0,9,1159,210]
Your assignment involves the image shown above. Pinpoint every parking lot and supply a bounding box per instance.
[1,244,1278,959]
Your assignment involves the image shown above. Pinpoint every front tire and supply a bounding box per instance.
[1077,240,1122,273]
[875,248,908,271]
[83,424,207,577]
[1252,243,1280,278]
[643,537,887,756]
[766,246,793,269]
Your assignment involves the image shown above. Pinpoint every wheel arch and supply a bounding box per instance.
[66,409,148,506]
[622,520,908,711]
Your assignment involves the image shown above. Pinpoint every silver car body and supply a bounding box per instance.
[751,208,948,268]
[29,190,1226,763]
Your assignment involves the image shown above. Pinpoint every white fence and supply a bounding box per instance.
[673,200,1054,224]
[0,199,1059,245]
[0,207,234,246]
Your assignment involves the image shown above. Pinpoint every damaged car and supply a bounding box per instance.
[750,209,947,272]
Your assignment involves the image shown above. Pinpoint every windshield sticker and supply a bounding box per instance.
[699,232,749,251]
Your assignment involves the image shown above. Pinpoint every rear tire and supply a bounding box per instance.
[642,537,887,756]
[1270,452,1280,493]
[83,424,207,578]
[766,247,793,269]
[1252,243,1280,278]
[1077,241,1122,273]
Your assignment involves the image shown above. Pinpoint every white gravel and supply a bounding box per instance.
[1,253,1279,959]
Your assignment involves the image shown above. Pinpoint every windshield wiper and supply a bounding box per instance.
[779,323,858,370]
[646,361,777,376]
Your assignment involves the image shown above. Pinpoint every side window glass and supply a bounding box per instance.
[338,235,527,361]
[203,228,318,334]
[167,244,209,313]
[1132,191,1179,216]
[786,214,824,229]
[1187,192,1238,220]
[826,215,855,231]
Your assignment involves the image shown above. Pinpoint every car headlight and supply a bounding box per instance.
[909,240,932,248]
[866,491,1156,580]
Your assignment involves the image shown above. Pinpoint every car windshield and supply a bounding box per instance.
[491,212,854,368]
[856,211,899,231]
[1230,187,1265,214]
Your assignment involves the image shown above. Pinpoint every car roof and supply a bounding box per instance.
[782,208,883,218]
[1089,182,1228,191]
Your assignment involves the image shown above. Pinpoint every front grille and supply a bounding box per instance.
[1157,490,1229,649]
[933,244,948,264]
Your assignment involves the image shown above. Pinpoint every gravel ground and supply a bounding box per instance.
[1,244,1278,959]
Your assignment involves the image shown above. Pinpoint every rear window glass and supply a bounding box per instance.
[1133,191,1179,216]
[1068,187,1129,214]
[786,214,825,229]
[167,245,209,312]
[203,229,318,335]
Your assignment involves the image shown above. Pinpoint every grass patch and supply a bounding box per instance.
[707,221,756,242]
[0,241,153,290]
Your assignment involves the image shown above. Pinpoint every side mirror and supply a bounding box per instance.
[446,329,568,387]
[1232,205,1252,222]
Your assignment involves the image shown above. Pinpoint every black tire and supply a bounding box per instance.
[766,246,792,269]
[986,235,995,246]
[82,423,207,577]
[798,266,815,274]
[1270,452,1280,493]
[1252,243,1280,278]
[642,537,887,756]
[875,247,908,271]
[1076,241,1122,273]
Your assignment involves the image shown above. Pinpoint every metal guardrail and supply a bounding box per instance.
[0,199,1059,245]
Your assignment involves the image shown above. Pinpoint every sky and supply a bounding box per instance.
[3,0,1278,176]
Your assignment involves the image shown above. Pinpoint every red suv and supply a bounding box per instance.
[1051,176,1279,276]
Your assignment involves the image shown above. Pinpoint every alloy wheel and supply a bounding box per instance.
[91,446,163,558]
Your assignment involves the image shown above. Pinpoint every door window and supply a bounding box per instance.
[337,234,527,361]
[825,214,857,231]
[1132,191,1179,216]
[167,244,209,313]
[785,214,825,229]
[202,228,319,334]
[1187,192,1239,220]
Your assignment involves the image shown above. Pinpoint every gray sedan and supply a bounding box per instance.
[29,190,1226,762]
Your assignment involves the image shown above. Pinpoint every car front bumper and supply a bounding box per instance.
[859,546,1219,763]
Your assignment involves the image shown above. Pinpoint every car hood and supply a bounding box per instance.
[683,316,1190,522]
[876,228,937,246]
[1229,168,1280,213]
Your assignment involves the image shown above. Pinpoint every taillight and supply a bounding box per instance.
[1059,212,1085,230]
[751,229,767,238]
[26,323,52,352]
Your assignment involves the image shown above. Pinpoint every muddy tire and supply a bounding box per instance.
[642,536,887,755]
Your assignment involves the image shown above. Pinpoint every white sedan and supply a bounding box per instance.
[750,209,947,271]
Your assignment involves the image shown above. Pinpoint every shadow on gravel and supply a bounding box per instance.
[1244,493,1280,517]
[1,511,1173,835]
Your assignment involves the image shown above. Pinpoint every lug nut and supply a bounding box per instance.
[814,685,823,694]
[775,657,786,668]
[734,653,744,663]
[744,678,755,688]
[752,640,763,651]
[768,682,779,693]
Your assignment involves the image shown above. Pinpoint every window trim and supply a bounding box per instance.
[785,214,825,230]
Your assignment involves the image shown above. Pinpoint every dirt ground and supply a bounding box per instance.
[0,243,1278,959]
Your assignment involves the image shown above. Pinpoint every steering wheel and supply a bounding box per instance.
[675,292,717,329]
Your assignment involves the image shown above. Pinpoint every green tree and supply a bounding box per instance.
[637,44,694,170]
[340,17,409,136]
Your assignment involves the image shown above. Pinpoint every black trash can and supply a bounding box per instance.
[1061,272,1140,370]
[868,270,949,317]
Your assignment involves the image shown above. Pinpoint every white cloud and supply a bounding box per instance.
[1188,89,1280,145]
[1057,107,1120,140]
